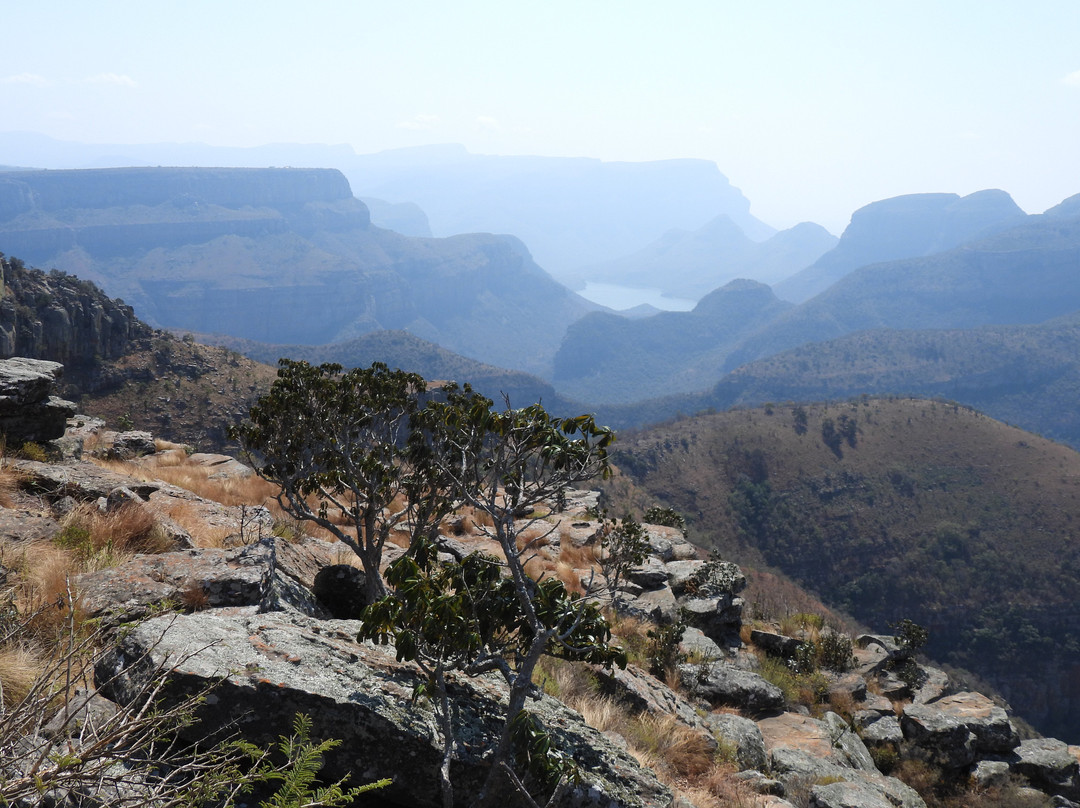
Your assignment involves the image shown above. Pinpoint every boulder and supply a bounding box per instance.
[681,661,785,714]
[912,665,951,704]
[664,560,705,597]
[15,458,159,502]
[592,663,715,750]
[1008,738,1080,800]
[95,611,675,808]
[900,702,976,769]
[625,556,670,590]
[751,630,803,660]
[759,712,876,773]
[703,712,768,771]
[680,594,744,643]
[679,626,725,661]
[928,691,1018,754]
[108,430,157,459]
[0,357,77,445]
[619,585,678,624]
[853,711,903,747]
[0,509,61,544]
[760,712,926,808]
[75,534,344,623]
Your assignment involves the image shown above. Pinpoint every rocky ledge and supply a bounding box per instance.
[5,400,1080,807]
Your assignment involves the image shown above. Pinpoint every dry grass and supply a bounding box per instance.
[160,501,235,549]
[0,462,19,509]
[0,645,54,709]
[57,503,173,564]
[558,539,598,568]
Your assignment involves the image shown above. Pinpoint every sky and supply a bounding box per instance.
[3,1,1080,233]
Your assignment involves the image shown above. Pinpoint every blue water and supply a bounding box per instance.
[577,282,697,312]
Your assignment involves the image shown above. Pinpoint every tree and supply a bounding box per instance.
[231,360,427,603]
[592,513,651,613]
[362,388,624,807]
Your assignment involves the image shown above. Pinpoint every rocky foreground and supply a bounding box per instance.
[3,357,1080,807]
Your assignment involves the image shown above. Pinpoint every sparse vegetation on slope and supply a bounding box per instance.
[602,397,1080,741]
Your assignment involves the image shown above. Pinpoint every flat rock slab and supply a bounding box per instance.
[758,712,875,772]
[0,509,60,544]
[15,459,159,502]
[901,702,977,769]
[684,661,784,714]
[1008,738,1080,800]
[96,611,674,808]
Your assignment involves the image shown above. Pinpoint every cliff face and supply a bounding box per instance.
[0,255,152,391]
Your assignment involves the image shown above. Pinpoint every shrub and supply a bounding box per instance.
[642,506,687,535]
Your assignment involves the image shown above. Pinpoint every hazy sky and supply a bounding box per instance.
[4,1,1079,233]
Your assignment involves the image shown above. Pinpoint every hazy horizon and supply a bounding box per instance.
[4,2,1080,233]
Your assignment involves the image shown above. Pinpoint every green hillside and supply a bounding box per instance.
[704,313,1080,448]
[602,398,1080,741]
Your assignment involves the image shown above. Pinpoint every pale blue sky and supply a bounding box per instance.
[3,1,1079,232]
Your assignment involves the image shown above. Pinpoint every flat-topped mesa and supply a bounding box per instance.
[0,166,355,217]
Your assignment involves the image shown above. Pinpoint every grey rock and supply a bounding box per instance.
[626,556,670,590]
[912,665,951,704]
[901,702,976,769]
[824,711,878,771]
[593,663,715,750]
[0,357,76,445]
[106,486,144,511]
[664,560,705,596]
[853,711,903,746]
[828,672,867,703]
[109,430,156,459]
[703,712,767,771]
[96,611,675,808]
[971,759,1011,790]
[679,626,725,661]
[681,661,785,714]
[0,509,61,544]
[15,458,159,502]
[620,585,678,625]
[929,691,1018,753]
[1009,738,1080,800]
[751,630,803,660]
[733,769,785,796]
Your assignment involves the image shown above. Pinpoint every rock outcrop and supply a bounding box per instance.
[0,357,76,444]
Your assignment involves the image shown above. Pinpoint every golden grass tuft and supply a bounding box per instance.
[0,645,52,709]
[58,503,173,563]
[160,502,234,549]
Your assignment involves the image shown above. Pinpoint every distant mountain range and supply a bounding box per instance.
[773,189,1027,303]
[568,216,836,299]
[0,166,591,376]
[552,190,1080,412]
[0,133,775,284]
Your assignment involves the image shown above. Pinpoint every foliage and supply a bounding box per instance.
[247,712,389,808]
[642,505,687,535]
[644,620,686,679]
[358,386,620,807]
[593,513,651,612]
[231,359,428,602]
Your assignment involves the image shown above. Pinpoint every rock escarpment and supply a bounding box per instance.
[0,168,590,376]
[0,255,152,386]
